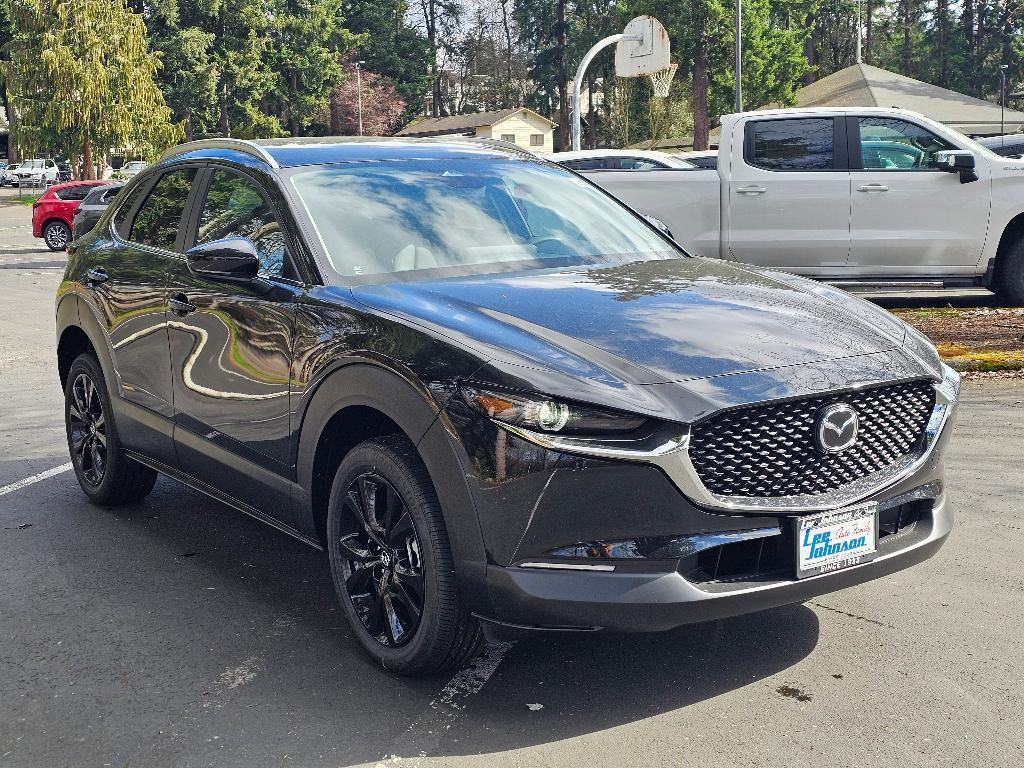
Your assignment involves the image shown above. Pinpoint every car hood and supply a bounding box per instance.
[351,257,916,386]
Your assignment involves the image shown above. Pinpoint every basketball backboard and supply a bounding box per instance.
[614,16,670,78]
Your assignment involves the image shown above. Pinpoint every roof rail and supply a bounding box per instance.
[159,138,280,169]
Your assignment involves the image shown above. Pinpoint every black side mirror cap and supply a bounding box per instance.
[933,150,978,183]
[185,237,260,281]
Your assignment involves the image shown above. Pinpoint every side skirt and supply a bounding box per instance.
[123,449,323,551]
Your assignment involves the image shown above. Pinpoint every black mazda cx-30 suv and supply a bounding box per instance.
[56,138,960,674]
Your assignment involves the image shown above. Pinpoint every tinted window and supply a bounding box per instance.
[609,157,666,170]
[749,118,835,170]
[130,169,197,251]
[291,158,677,281]
[688,155,718,169]
[989,141,1024,158]
[55,185,93,201]
[858,117,955,169]
[560,158,607,170]
[197,170,292,279]
[112,182,151,237]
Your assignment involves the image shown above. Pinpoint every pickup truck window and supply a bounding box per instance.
[747,118,835,171]
[857,117,955,170]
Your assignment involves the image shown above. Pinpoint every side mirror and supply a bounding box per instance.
[933,150,978,183]
[185,237,260,281]
[642,213,674,240]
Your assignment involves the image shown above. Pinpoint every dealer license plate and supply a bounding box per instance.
[795,503,878,579]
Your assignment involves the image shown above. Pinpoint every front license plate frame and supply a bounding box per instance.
[794,502,878,579]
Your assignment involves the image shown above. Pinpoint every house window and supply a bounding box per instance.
[530,134,544,147]
[500,133,516,144]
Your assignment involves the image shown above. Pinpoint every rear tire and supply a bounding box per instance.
[64,352,157,505]
[995,237,1024,306]
[326,435,483,676]
[43,220,70,252]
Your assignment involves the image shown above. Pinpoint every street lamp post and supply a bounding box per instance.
[735,0,742,111]
[1000,64,1009,141]
[356,60,366,136]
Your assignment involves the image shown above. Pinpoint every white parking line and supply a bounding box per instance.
[0,463,72,497]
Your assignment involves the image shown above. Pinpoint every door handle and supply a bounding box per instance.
[169,294,197,316]
[86,267,108,284]
[857,183,889,192]
[736,185,767,195]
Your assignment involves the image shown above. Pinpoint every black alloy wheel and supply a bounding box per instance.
[68,372,107,487]
[43,220,70,251]
[338,473,425,647]
[327,436,483,675]
[64,352,157,505]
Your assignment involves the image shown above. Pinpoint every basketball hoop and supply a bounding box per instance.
[648,63,678,99]
[569,15,672,150]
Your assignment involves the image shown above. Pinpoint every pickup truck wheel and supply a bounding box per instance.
[995,239,1024,306]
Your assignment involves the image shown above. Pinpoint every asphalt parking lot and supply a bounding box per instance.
[1,195,1022,768]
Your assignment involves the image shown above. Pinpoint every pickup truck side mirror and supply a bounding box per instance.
[185,237,260,281]
[641,214,674,240]
[933,150,978,183]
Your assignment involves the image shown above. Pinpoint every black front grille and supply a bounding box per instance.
[688,381,935,498]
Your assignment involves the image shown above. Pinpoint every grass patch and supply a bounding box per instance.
[12,193,41,205]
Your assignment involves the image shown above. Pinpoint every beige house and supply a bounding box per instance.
[395,108,556,152]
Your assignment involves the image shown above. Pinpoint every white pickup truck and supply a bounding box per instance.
[577,106,1024,304]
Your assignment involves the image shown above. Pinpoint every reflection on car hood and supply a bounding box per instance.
[351,257,914,386]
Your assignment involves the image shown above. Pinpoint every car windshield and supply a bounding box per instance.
[290,157,680,283]
[24,160,44,170]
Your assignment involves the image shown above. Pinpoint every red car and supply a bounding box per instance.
[32,181,109,251]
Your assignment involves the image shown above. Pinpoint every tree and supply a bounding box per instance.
[3,0,182,176]
[328,59,406,134]
[342,0,431,120]
[270,0,357,136]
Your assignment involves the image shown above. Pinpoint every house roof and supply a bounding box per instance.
[795,63,1024,134]
[395,107,555,137]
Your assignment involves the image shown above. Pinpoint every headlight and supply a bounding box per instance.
[461,385,647,435]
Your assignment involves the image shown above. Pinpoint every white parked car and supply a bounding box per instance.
[576,106,1024,304]
[11,158,59,186]
[548,148,696,171]
[115,160,148,179]
[0,162,21,186]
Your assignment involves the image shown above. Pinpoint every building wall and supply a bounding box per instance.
[475,113,553,153]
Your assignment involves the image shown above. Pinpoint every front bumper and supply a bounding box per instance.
[446,365,959,632]
[479,489,951,632]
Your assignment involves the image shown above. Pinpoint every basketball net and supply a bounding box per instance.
[648,63,678,99]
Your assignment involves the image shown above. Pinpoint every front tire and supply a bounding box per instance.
[43,220,70,252]
[65,352,157,505]
[995,237,1024,306]
[326,436,482,675]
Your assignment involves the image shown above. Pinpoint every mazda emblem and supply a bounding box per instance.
[815,403,860,454]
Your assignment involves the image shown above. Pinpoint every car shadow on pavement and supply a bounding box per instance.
[8,472,820,765]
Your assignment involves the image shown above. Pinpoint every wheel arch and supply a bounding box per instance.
[56,293,118,392]
[294,363,487,599]
[993,211,1024,283]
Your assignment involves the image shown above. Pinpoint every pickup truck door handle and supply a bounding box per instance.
[736,185,767,195]
[169,294,197,317]
[86,267,108,284]
[857,183,890,192]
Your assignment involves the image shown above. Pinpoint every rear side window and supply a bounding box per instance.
[129,168,197,251]
[748,118,835,171]
[560,158,606,171]
[55,185,93,201]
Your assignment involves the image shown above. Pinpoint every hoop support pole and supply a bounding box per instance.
[570,33,641,152]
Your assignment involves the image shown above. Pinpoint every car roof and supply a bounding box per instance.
[550,149,675,161]
[161,136,538,169]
